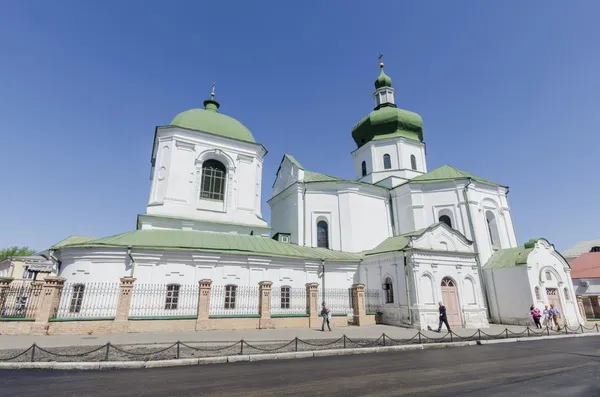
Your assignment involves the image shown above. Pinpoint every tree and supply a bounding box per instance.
[0,246,36,261]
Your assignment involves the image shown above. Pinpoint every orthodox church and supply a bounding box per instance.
[50,60,583,330]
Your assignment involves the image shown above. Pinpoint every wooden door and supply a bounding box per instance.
[441,277,461,326]
[546,288,563,314]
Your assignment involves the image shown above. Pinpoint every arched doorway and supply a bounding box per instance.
[441,277,461,327]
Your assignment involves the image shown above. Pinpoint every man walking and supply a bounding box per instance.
[436,301,451,333]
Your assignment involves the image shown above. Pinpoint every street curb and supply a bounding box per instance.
[1,333,597,370]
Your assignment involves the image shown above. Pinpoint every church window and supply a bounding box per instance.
[200,159,226,201]
[591,246,600,253]
[545,271,552,281]
[361,161,367,177]
[225,285,237,309]
[280,286,291,309]
[485,211,501,249]
[564,287,570,300]
[441,277,455,287]
[439,215,452,228]
[383,154,391,170]
[164,284,180,310]
[535,286,541,301]
[69,284,85,313]
[383,277,394,304]
[410,155,417,171]
[317,220,329,249]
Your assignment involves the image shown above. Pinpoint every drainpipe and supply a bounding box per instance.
[302,186,307,246]
[321,260,325,304]
[127,247,136,277]
[404,236,413,325]
[463,178,491,317]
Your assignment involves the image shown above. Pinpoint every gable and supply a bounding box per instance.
[272,155,303,197]
[410,223,474,253]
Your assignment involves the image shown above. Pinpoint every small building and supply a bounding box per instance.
[0,254,55,282]
[482,238,584,327]
[567,243,600,320]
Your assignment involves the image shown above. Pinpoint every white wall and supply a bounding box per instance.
[485,267,531,325]
[147,126,268,230]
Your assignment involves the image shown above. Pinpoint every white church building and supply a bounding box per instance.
[49,61,583,330]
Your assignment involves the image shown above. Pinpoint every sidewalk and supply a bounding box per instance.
[0,323,572,350]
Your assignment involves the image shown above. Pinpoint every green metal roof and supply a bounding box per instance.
[50,236,96,249]
[482,239,543,269]
[409,165,504,187]
[284,154,304,170]
[374,68,392,89]
[57,229,361,262]
[363,226,432,257]
[352,106,424,148]
[170,97,256,143]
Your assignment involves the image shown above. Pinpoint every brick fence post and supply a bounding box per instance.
[31,276,65,335]
[196,279,212,331]
[259,281,274,329]
[351,284,374,326]
[113,277,136,333]
[306,282,319,328]
[29,281,44,319]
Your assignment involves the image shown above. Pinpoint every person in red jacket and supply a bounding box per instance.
[530,304,542,329]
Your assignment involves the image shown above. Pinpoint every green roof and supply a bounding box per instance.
[56,229,361,262]
[482,240,542,269]
[170,97,256,144]
[284,154,304,170]
[374,68,392,89]
[50,236,95,249]
[352,106,423,148]
[409,165,504,187]
[363,226,435,257]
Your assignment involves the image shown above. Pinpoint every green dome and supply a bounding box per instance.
[352,106,423,147]
[374,69,392,89]
[170,99,256,143]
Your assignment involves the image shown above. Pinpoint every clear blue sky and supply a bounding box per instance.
[1,1,598,252]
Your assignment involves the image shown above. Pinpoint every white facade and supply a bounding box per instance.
[484,239,584,327]
[360,223,488,330]
[146,125,269,235]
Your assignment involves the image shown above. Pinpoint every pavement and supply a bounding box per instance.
[0,323,588,349]
[2,336,600,396]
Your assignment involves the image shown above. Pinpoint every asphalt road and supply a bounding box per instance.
[2,337,600,397]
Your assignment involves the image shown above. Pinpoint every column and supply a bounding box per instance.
[352,283,373,326]
[113,277,136,333]
[196,279,212,330]
[259,281,274,329]
[31,276,65,335]
[306,282,319,328]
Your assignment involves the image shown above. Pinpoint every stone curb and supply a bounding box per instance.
[1,333,596,370]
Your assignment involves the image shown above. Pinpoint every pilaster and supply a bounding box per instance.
[259,281,274,329]
[113,277,136,333]
[196,279,212,330]
[31,276,65,335]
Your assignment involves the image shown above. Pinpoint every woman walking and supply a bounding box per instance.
[320,301,332,331]
[530,304,542,329]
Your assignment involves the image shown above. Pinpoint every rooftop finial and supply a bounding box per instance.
[378,53,384,69]
[210,81,216,98]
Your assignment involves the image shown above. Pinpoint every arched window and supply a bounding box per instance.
[280,286,291,309]
[383,154,391,170]
[383,277,394,304]
[486,211,501,249]
[410,155,417,171]
[441,277,455,287]
[224,285,237,309]
[317,220,329,249]
[361,161,367,177]
[165,284,180,310]
[439,215,452,228]
[564,287,571,301]
[200,159,226,201]
[69,284,85,313]
[545,271,552,281]
[535,286,541,301]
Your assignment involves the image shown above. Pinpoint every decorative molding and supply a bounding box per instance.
[175,140,196,151]
[237,154,254,163]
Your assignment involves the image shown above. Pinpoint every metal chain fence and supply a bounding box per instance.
[3,324,597,363]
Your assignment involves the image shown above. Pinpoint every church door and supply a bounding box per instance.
[546,288,563,315]
[441,277,461,327]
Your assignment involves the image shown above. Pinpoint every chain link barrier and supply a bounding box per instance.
[1,324,597,363]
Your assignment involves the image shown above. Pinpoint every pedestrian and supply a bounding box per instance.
[436,301,451,333]
[550,304,562,331]
[543,304,553,329]
[530,304,542,329]
[320,301,332,331]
